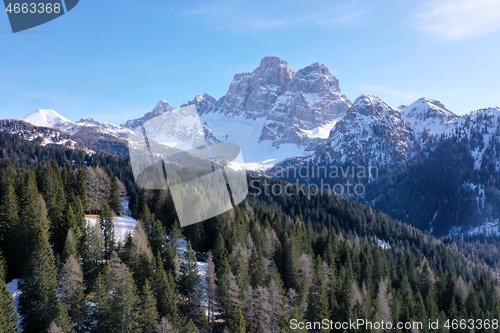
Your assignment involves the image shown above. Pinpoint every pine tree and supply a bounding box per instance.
[212,233,228,269]
[109,262,141,333]
[138,279,159,333]
[80,224,104,289]
[153,253,180,326]
[179,241,204,325]
[107,170,121,215]
[75,168,89,212]
[61,229,78,266]
[37,163,68,254]
[163,241,179,278]
[249,248,266,288]
[0,253,18,333]
[73,197,87,239]
[93,270,113,333]
[16,171,50,269]
[227,307,247,333]
[19,221,65,333]
[99,203,115,260]
[0,183,19,277]
[149,222,166,259]
[53,203,78,255]
[305,258,330,331]
[62,163,76,204]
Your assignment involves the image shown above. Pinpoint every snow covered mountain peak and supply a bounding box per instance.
[309,94,414,168]
[403,97,456,119]
[23,109,73,129]
[347,94,402,123]
[122,100,174,129]
[402,97,458,136]
[192,57,352,162]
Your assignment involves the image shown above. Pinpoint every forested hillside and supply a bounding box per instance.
[0,131,499,332]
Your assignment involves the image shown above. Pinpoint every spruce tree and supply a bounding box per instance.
[61,163,76,204]
[153,253,181,327]
[0,183,19,277]
[75,168,89,212]
[19,221,65,333]
[305,258,329,331]
[179,241,204,324]
[80,224,104,289]
[138,279,159,333]
[0,253,18,333]
[99,203,115,260]
[16,171,50,269]
[61,229,78,266]
[72,197,87,239]
[109,262,141,333]
[107,170,121,215]
[163,241,179,278]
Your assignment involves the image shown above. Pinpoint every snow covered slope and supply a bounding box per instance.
[23,109,73,130]
[443,107,500,170]
[402,97,458,136]
[184,57,352,165]
[85,215,138,242]
[311,94,415,168]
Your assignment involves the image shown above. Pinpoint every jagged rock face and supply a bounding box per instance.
[215,57,294,119]
[261,63,351,148]
[195,57,352,152]
[313,94,415,168]
[184,93,217,115]
[122,100,174,129]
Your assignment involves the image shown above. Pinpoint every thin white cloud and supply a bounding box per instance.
[184,0,364,32]
[410,0,500,41]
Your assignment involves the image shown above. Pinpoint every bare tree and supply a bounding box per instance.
[157,317,178,333]
[86,167,110,214]
[298,253,314,287]
[206,252,217,331]
[376,278,392,327]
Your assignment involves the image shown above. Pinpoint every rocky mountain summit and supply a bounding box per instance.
[312,94,415,168]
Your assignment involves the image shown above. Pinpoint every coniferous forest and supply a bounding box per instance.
[1,130,500,332]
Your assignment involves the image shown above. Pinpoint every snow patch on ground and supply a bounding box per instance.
[85,215,138,242]
[467,220,500,237]
[377,239,391,249]
[6,279,20,310]
[200,112,307,165]
[6,278,21,328]
[303,119,339,139]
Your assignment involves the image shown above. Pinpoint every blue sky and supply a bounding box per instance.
[1,0,500,124]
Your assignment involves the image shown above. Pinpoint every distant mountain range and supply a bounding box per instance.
[2,56,500,236]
